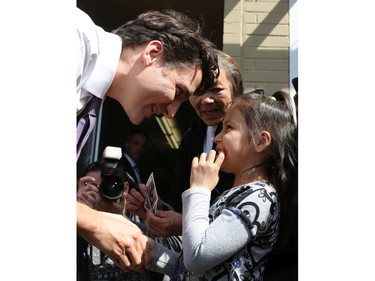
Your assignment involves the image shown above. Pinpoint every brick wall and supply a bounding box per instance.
[223,0,290,95]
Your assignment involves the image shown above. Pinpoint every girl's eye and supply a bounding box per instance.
[224,124,233,131]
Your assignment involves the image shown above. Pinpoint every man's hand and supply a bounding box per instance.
[77,202,146,272]
[95,192,127,215]
[126,184,148,220]
[77,178,127,215]
[77,181,100,209]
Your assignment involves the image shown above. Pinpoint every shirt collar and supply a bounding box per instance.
[124,153,137,167]
[84,32,122,99]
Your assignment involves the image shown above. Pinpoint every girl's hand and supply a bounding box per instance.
[190,150,225,191]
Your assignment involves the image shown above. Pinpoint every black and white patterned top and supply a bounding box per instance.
[172,181,280,281]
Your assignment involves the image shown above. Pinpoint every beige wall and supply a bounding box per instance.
[223,0,290,95]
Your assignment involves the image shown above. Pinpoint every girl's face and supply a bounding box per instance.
[214,105,256,175]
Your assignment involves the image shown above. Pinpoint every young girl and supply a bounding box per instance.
[145,91,297,281]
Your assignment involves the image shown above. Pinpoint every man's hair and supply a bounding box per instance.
[81,161,101,178]
[112,9,219,92]
[124,127,149,143]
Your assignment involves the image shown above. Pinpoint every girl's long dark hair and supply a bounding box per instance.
[231,90,298,255]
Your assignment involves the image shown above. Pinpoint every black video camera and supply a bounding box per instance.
[99,146,125,202]
[99,146,139,202]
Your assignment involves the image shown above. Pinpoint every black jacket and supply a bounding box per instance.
[118,154,148,185]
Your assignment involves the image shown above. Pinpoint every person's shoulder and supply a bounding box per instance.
[75,7,95,28]
[181,119,206,140]
[120,154,130,163]
[248,181,276,192]
[118,155,132,169]
[75,7,105,41]
[179,124,194,146]
[193,118,208,132]
[229,182,278,204]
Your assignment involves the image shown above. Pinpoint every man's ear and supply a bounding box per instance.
[255,131,271,152]
[143,40,163,66]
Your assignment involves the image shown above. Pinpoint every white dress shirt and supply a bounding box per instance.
[203,125,218,153]
[75,7,122,115]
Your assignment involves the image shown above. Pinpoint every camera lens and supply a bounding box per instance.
[99,175,124,202]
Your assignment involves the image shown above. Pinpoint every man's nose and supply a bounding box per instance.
[164,100,182,118]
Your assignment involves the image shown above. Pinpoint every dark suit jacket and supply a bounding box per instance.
[167,118,234,213]
[118,154,148,185]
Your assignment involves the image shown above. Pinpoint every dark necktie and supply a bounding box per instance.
[76,96,102,159]
[133,165,141,184]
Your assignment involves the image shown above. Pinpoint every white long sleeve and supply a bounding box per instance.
[181,188,252,272]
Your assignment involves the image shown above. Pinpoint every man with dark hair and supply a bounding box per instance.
[76,6,219,272]
[120,128,149,186]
